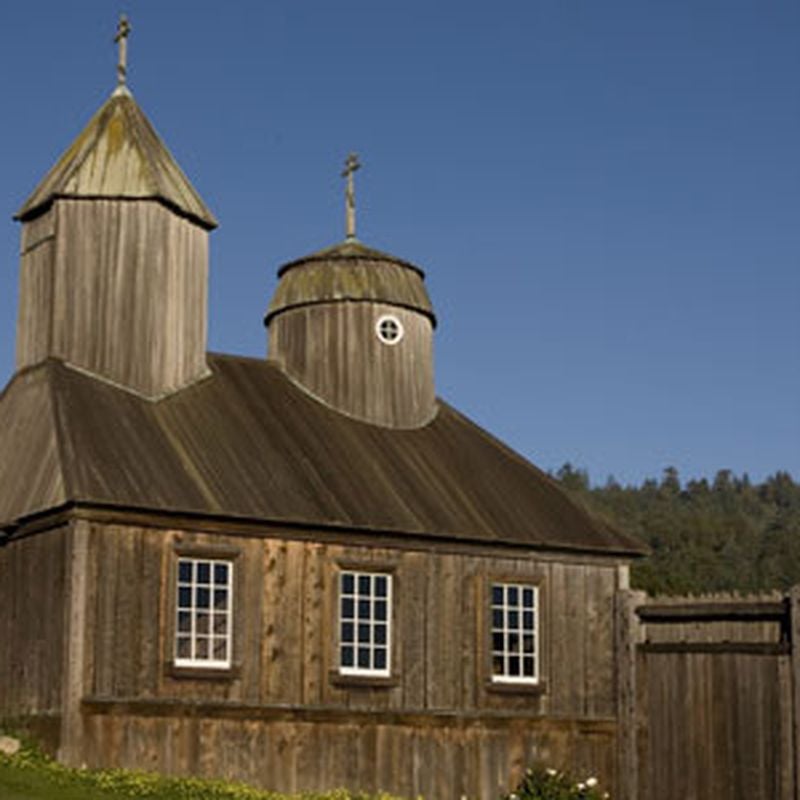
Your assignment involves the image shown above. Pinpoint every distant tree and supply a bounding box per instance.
[555,467,800,595]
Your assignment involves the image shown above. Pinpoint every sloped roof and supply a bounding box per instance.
[15,87,217,230]
[267,239,436,326]
[0,356,644,556]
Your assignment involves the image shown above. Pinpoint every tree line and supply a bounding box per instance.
[554,464,800,596]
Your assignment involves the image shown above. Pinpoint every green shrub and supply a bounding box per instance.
[0,737,406,800]
[501,766,608,800]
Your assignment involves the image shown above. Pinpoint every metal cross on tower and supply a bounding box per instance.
[342,152,361,241]
[115,14,132,87]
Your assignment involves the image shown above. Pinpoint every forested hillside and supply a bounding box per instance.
[554,465,800,596]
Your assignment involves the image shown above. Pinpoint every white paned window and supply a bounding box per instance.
[175,558,233,669]
[375,314,404,345]
[339,570,392,676]
[490,582,539,683]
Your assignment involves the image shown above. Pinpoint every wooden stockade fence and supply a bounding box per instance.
[617,586,800,800]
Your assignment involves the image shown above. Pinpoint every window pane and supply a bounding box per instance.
[342,598,354,618]
[374,624,387,645]
[214,563,229,584]
[176,637,191,659]
[341,646,354,667]
[213,639,227,660]
[196,588,210,609]
[196,612,210,634]
[375,576,387,597]
[178,612,191,632]
[341,622,354,643]
[491,584,503,605]
[196,638,209,659]
[508,656,520,676]
[374,600,387,621]
[523,611,534,630]
[492,655,504,675]
[357,648,370,668]
[213,615,228,635]
[522,588,534,608]
[508,586,518,605]
[358,623,370,643]
[197,562,210,584]
[342,573,354,594]
[492,609,503,628]
[523,657,535,677]
[508,610,519,628]
[374,648,387,670]
[358,575,371,594]
[358,599,370,618]
[178,587,192,608]
[214,590,228,610]
[178,562,192,582]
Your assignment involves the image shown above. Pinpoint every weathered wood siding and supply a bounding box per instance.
[629,592,796,800]
[16,198,208,397]
[71,522,622,797]
[80,714,615,800]
[16,212,56,368]
[268,302,435,428]
[0,527,69,733]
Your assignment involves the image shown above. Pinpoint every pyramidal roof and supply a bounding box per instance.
[15,86,217,229]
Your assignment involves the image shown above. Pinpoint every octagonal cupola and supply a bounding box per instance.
[266,155,437,429]
[14,17,216,398]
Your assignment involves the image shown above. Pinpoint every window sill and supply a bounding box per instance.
[165,662,241,681]
[485,678,547,696]
[328,671,400,689]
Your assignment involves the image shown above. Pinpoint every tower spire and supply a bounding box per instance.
[115,14,131,89]
[342,152,361,241]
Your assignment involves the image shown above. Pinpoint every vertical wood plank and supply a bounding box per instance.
[58,519,90,765]
[615,588,646,800]
[791,586,800,800]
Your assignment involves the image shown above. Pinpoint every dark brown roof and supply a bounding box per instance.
[267,239,436,327]
[16,87,217,230]
[0,356,645,556]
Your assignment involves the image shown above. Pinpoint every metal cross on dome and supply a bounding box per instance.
[342,152,361,241]
[115,14,131,87]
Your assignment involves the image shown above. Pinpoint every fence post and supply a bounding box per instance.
[790,585,800,800]
[616,588,646,800]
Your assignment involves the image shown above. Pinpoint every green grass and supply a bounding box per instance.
[0,740,406,800]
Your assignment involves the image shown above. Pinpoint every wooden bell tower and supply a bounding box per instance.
[14,17,217,398]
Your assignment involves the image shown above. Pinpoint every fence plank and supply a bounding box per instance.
[791,586,800,800]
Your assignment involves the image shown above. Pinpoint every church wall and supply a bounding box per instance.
[73,521,624,795]
[80,712,616,799]
[269,302,435,428]
[17,198,209,397]
[0,525,70,749]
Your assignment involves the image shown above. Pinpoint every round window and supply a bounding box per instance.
[375,314,404,345]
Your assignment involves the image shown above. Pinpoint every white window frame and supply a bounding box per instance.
[338,570,392,677]
[174,557,234,670]
[375,314,404,346]
[489,581,539,684]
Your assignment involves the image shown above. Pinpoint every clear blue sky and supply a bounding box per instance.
[0,1,797,487]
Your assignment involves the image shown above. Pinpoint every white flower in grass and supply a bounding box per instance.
[577,782,586,791]
[586,777,599,788]
[545,768,557,776]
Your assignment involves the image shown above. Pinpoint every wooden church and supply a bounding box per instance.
[0,20,645,800]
